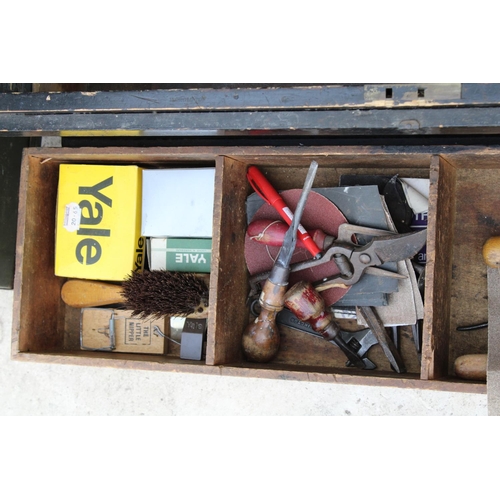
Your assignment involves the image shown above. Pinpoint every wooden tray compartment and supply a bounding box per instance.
[12,149,217,370]
[11,146,491,393]
[211,153,431,377]
[423,152,498,383]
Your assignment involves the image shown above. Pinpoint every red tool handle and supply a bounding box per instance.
[247,166,322,259]
[247,219,334,250]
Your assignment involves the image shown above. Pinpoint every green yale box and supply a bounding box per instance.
[148,237,212,273]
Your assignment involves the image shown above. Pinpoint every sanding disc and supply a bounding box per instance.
[245,189,351,306]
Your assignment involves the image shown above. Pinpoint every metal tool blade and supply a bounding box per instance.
[368,229,427,264]
[275,160,318,269]
[358,305,407,373]
[336,223,396,244]
[364,267,407,280]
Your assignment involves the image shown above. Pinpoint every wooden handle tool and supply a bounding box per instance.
[454,354,487,381]
[61,271,210,318]
[61,279,123,308]
[483,236,500,269]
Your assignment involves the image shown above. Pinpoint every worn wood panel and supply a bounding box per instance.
[206,156,249,365]
[23,145,437,163]
[10,350,486,394]
[6,108,500,137]
[422,156,456,379]
[447,168,494,370]
[12,153,65,353]
[6,84,500,113]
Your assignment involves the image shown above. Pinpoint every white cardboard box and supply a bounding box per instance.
[141,168,215,237]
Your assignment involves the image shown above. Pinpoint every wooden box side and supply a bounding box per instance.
[421,155,456,379]
[441,152,497,384]
[12,154,65,355]
[206,156,249,365]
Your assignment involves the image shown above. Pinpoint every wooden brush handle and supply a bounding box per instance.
[61,279,124,308]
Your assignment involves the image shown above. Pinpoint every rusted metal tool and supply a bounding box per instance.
[242,160,318,363]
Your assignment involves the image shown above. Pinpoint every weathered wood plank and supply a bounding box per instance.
[2,84,500,114]
[422,156,456,379]
[207,156,249,365]
[4,107,500,137]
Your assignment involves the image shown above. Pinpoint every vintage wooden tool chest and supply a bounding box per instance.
[11,144,497,394]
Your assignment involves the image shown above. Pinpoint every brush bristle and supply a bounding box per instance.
[121,270,209,319]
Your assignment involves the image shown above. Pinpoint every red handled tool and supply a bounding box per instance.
[284,281,368,368]
[247,165,322,259]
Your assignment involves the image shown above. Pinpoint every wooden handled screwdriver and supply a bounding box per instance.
[242,161,318,362]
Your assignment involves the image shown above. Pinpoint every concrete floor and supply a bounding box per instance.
[0,288,487,416]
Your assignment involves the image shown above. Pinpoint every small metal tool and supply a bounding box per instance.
[358,305,407,373]
[342,329,378,369]
[456,322,488,331]
[412,321,422,355]
[389,325,399,350]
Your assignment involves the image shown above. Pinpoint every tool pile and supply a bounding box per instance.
[243,161,428,373]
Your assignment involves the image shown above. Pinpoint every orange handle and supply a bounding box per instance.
[61,279,124,308]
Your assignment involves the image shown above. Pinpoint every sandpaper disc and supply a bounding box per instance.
[245,189,351,306]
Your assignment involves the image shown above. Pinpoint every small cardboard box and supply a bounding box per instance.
[80,308,166,354]
[55,164,144,281]
[148,237,212,273]
[141,168,215,237]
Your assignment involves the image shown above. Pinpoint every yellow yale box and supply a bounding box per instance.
[55,164,144,281]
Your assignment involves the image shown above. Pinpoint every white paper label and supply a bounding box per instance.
[63,202,81,232]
